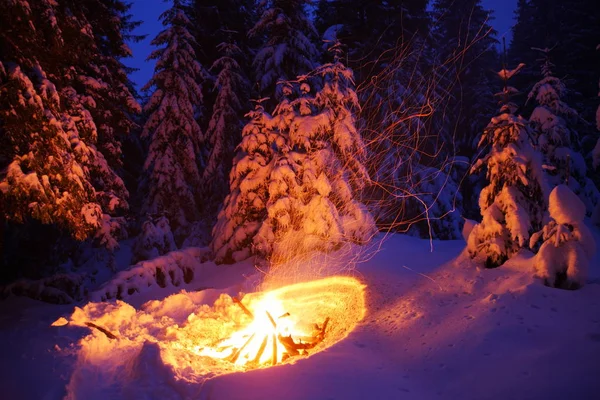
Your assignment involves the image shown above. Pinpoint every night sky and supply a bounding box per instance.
[127,0,517,90]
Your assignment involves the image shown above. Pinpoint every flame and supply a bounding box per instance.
[197,276,366,369]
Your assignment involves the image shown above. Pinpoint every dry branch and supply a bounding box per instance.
[85,322,118,340]
[232,297,254,319]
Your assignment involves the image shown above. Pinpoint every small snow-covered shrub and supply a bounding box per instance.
[133,216,177,263]
[530,185,596,289]
[95,214,127,251]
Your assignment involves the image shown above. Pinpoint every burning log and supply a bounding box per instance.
[271,333,277,366]
[232,296,254,319]
[266,311,276,328]
[252,335,269,364]
[230,333,255,363]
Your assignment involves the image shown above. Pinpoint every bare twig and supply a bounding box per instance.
[84,322,117,340]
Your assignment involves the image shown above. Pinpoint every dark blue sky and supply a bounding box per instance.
[127,0,517,89]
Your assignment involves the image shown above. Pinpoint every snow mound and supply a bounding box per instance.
[549,184,585,225]
[91,247,212,301]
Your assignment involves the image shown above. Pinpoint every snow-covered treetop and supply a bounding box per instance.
[249,0,319,97]
[531,47,555,78]
[495,63,526,114]
[549,184,586,225]
[527,49,577,119]
[497,63,526,81]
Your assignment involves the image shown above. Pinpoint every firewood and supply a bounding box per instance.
[252,335,268,364]
[271,333,277,365]
[278,334,300,356]
[85,322,117,340]
[232,296,254,320]
[265,311,276,328]
[230,332,255,363]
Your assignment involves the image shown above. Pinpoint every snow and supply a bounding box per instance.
[2,232,600,399]
[531,186,596,288]
[549,184,586,225]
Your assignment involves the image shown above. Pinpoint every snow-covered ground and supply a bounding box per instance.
[1,229,600,400]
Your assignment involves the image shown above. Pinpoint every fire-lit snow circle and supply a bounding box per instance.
[66,276,366,383]
[163,276,366,377]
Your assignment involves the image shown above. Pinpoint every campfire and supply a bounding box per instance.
[200,294,331,367]
[197,276,366,370]
[60,276,366,382]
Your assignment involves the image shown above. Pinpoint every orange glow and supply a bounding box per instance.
[161,276,366,377]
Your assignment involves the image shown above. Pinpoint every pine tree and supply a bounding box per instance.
[0,0,139,247]
[249,0,320,101]
[190,0,254,129]
[191,0,254,74]
[141,0,205,238]
[211,99,279,263]
[202,41,251,217]
[186,0,254,241]
[593,47,600,225]
[70,0,143,171]
[0,62,101,240]
[528,48,599,214]
[212,44,376,263]
[314,0,430,73]
[467,63,548,268]
[255,46,376,261]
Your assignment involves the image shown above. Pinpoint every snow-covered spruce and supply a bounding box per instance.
[431,0,498,154]
[141,0,205,236]
[0,63,102,240]
[405,163,464,240]
[353,19,466,240]
[202,42,250,217]
[249,0,320,101]
[530,185,596,289]
[211,100,278,263]
[212,50,375,263]
[467,65,547,268]
[528,48,599,214]
[0,1,139,245]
